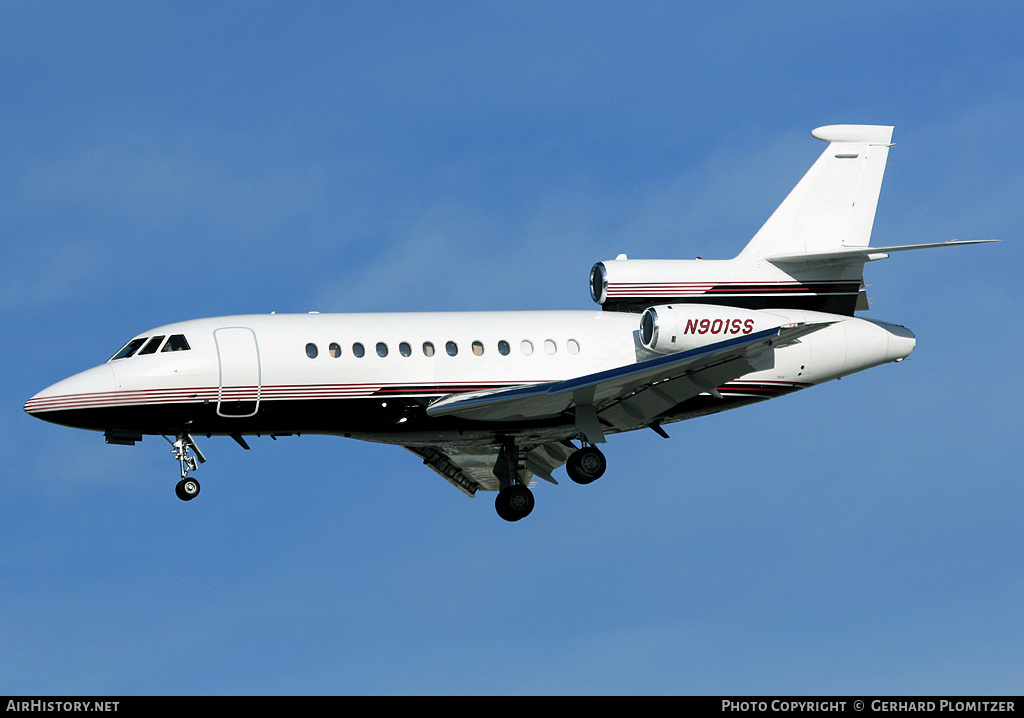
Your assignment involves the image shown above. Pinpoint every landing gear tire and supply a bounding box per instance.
[566,446,607,484]
[175,478,201,501]
[168,433,205,502]
[495,484,535,522]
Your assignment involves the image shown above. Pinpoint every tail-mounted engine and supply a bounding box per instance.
[591,258,734,312]
[590,258,866,316]
[639,303,785,354]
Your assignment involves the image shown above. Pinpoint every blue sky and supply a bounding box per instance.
[2,1,1021,695]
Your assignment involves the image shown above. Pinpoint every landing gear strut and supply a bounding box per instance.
[566,444,606,485]
[166,433,205,502]
[493,438,534,522]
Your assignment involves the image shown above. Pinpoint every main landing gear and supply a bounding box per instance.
[166,433,206,502]
[495,483,535,523]
[493,440,608,522]
[493,438,536,522]
[566,444,607,485]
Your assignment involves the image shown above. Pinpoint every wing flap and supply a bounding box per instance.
[598,355,753,431]
[405,441,575,496]
[405,445,490,496]
[427,322,832,426]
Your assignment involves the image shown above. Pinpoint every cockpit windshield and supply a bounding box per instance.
[110,334,190,361]
[137,335,166,355]
[110,338,148,361]
[162,334,190,352]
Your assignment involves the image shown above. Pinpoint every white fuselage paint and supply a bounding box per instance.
[25,308,915,445]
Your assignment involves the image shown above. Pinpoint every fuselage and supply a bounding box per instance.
[25,308,915,447]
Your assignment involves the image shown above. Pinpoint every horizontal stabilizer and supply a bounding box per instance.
[767,239,999,264]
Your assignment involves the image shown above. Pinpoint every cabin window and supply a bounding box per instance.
[544,339,557,355]
[446,341,458,357]
[520,340,534,356]
[376,342,389,357]
[138,335,166,355]
[111,338,147,361]
[498,340,510,356]
[399,342,412,357]
[162,334,191,352]
[423,341,435,357]
[306,343,318,359]
[567,339,580,355]
[353,342,365,358]
[329,342,342,358]
[472,340,484,356]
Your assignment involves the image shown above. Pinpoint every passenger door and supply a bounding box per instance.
[214,327,261,418]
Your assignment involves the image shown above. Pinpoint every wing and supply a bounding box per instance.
[405,441,576,496]
[426,322,832,442]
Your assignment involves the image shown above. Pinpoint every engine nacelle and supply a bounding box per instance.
[591,258,733,309]
[590,257,867,315]
[639,304,786,353]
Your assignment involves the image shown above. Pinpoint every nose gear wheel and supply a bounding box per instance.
[164,433,206,502]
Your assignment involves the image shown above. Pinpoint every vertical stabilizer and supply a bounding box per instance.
[591,124,992,317]
[738,125,894,263]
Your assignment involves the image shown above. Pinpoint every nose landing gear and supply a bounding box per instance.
[165,433,206,502]
[175,477,201,501]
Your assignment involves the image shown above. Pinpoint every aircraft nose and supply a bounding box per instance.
[24,364,117,427]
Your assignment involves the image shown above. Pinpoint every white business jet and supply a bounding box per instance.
[25,125,993,521]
